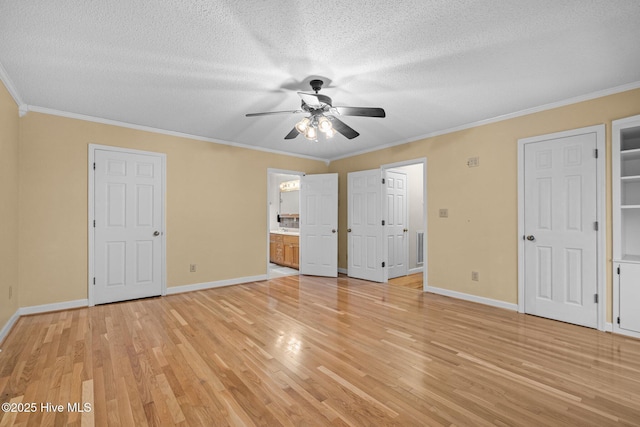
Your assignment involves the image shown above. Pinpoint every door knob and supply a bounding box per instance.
[153,231,160,236]
[526,235,535,241]
[403,228,408,232]
[347,228,352,233]
[332,229,336,233]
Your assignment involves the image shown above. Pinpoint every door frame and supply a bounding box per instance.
[517,125,606,331]
[381,158,428,290]
[88,144,167,306]
[266,168,304,278]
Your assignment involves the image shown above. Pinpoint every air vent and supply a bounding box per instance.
[417,231,424,265]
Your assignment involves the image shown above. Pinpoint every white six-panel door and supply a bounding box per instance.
[523,132,598,328]
[300,173,338,277]
[93,148,164,305]
[385,170,408,279]
[348,169,384,282]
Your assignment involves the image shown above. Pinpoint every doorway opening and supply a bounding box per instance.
[267,169,303,279]
[382,159,427,289]
[347,158,427,289]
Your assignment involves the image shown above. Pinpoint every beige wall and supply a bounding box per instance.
[329,88,640,320]
[18,112,328,307]
[0,81,19,327]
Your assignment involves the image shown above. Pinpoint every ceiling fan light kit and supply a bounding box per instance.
[246,79,386,141]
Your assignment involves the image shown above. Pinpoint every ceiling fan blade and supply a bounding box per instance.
[297,92,332,108]
[284,128,299,139]
[334,106,386,118]
[328,116,359,139]
[246,110,304,117]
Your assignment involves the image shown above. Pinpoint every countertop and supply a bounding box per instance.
[270,230,300,236]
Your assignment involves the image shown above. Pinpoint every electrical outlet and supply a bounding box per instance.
[471,271,479,281]
[467,157,480,167]
[190,264,197,273]
[439,208,448,218]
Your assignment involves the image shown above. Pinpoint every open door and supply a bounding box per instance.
[299,173,338,277]
[347,169,384,282]
[384,169,408,279]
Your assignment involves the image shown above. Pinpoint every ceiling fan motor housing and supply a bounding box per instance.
[310,79,324,93]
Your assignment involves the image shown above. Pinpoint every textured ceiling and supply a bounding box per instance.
[1,1,640,161]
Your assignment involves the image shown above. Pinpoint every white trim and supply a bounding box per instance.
[408,267,424,275]
[427,286,518,311]
[517,125,606,331]
[166,275,267,295]
[19,299,88,316]
[338,267,348,275]
[328,81,640,162]
[88,144,167,306]
[11,80,639,164]
[0,310,20,346]
[605,322,613,333]
[0,60,25,107]
[27,105,327,163]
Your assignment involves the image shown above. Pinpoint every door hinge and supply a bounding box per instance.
[594,149,598,159]
[93,277,96,285]
[617,316,620,325]
[594,294,598,304]
[382,261,385,268]
[617,266,621,275]
[594,221,599,231]
[381,220,385,226]
[382,178,385,184]
[93,162,96,170]
[93,220,96,227]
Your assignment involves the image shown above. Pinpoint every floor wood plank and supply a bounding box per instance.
[1,274,639,426]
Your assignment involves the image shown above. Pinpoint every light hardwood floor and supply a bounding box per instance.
[388,273,423,290]
[1,275,639,426]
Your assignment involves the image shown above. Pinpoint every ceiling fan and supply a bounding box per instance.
[246,79,385,140]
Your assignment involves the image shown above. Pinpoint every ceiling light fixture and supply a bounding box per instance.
[296,114,334,141]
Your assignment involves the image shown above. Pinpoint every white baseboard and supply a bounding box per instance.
[0,309,20,346]
[19,299,88,316]
[338,268,348,275]
[408,267,424,275]
[605,322,613,332]
[426,286,518,311]
[166,274,267,295]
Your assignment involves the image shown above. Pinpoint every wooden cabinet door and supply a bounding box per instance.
[283,243,294,267]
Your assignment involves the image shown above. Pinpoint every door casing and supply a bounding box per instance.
[517,125,606,331]
[88,144,167,306]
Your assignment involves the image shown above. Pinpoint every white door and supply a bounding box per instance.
[385,170,408,279]
[94,149,164,305]
[523,133,598,328]
[348,169,384,282]
[300,173,338,277]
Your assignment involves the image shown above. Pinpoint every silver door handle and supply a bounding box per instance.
[347,228,352,233]
[153,231,160,236]
[331,229,336,233]
[403,228,408,232]
[526,235,535,241]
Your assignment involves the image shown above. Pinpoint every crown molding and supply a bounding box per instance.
[25,105,328,163]
[0,60,26,109]
[328,80,640,162]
